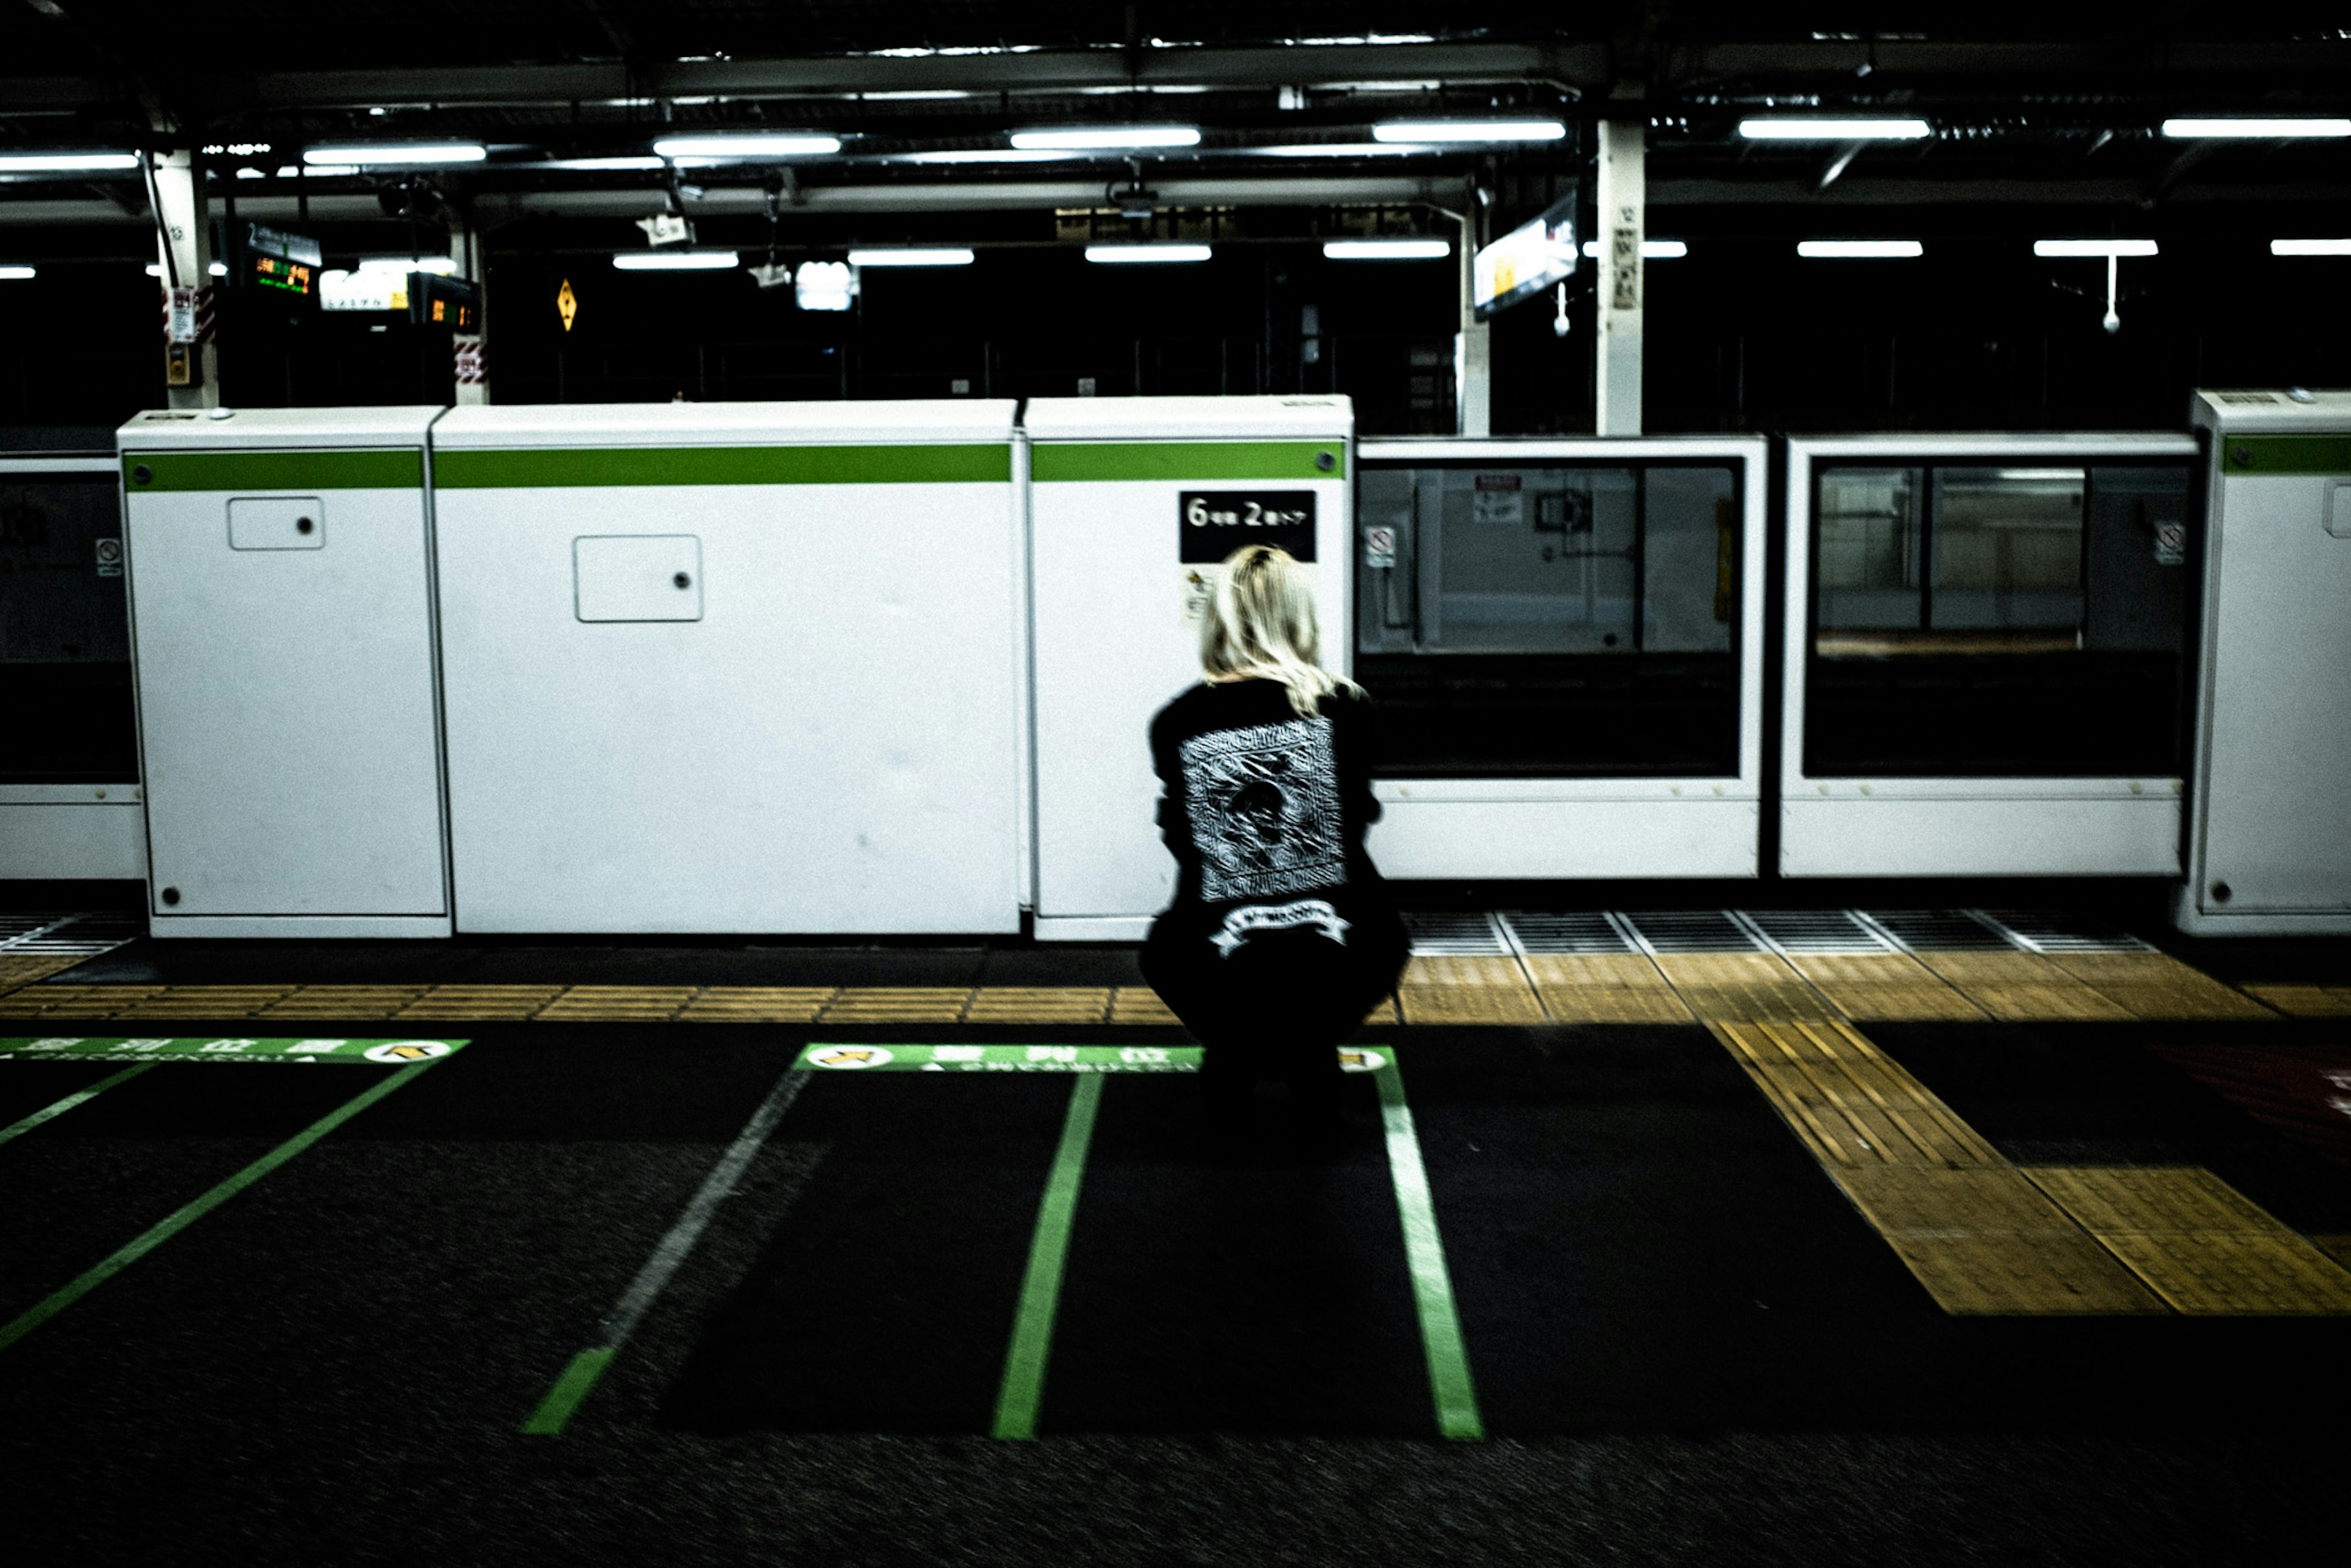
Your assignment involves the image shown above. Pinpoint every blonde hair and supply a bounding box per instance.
[1198,544,1361,718]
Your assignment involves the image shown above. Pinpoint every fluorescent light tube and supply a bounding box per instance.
[2273,238,2351,256]
[1261,142,1436,157]
[2034,239,2158,258]
[143,261,226,276]
[1580,239,1688,258]
[1323,239,1451,260]
[1086,244,1212,263]
[1738,118,1931,140]
[613,250,740,271]
[0,265,34,280]
[1373,121,1565,143]
[1798,239,1923,258]
[650,134,842,158]
[0,151,140,172]
[305,143,487,166]
[847,248,976,267]
[1011,127,1201,149]
[2162,118,2351,139]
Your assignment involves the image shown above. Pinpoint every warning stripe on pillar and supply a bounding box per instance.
[195,285,216,345]
[454,337,487,384]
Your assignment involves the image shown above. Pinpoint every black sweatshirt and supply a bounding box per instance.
[1147,678,1385,915]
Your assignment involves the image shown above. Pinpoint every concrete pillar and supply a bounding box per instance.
[149,150,217,410]
[1455,211,1491,437]
[449,211,489,405]
[1594,119,1645,437]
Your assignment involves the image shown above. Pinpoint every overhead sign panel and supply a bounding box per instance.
[1472,190,1578,322]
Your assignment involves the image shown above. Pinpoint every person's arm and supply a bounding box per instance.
[1151,706,1191,853]
[1337,691,1382,827]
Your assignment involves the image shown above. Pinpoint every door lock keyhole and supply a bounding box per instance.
[673,571,692,590]
[296,517,315,535]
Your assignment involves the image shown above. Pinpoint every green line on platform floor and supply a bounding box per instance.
[522,1067,811,1436]
[795,1042,1200,1074]
[0,1063,154,1148]
[0,1057,449,1356]
[992,1073,1106,1440]
[1375,1053,1485,1441]
[0,1037,466,1065]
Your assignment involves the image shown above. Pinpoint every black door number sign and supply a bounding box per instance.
[1179,491,1317,562]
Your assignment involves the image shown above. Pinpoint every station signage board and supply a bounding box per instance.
[1472,190,1578,322]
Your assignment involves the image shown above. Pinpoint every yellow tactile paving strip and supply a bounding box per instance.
[0,942,2308,1027]
[1708,1016,2349,1316]
[1907,951,2138,1022]
[2020,1168,2351,1314]
[1782,953,1986,1022]
[2240,983,2351,1018]
[0,954,80,992]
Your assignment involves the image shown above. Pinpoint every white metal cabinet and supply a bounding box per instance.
[2178,389,2351,933]
[1027,396,1353,940]
[430,401,1026,934]
[118,407,451,935]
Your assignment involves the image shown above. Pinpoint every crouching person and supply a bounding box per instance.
[1139,544,1408,1146]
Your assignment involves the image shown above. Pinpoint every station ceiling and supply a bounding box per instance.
[3,3,2348,222]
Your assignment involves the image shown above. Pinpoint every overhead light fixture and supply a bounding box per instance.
[1323,239,1450,260]
[650,133,842,158]
[796,260,857,310]
[0,151,140,173]
[847,248,975,267]
[1011,127,1201,149]
[2162,118,2351,139]
[1086,244,1212,263]
[1372,121,1565,143]
[2034,239,2158,258]
[1798,239,1923,258]
[612,250,740,271]
[1738,118,1932,140]
[899,148,1078,163]
[142,260,231,277]
[547,156,669,171]
[304,143,487,167]
[359,255,460,274]
[2273,238,2351,255]
[860,90,973,101]
[1580,239,1688,259]
[0,264,34,280]
[1259,142,1435,157]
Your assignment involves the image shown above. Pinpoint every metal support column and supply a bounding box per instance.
[1594,119,1644,437]
[149,150,217,410]
[1454,210,1491,437]
[448,211,488,405]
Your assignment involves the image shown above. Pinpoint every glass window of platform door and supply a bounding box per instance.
[1355,461,1741,776]
[1807,461,2191,777]
[0,467,137,784]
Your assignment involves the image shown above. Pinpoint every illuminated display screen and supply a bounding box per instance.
[251,253,315,296]
[1472,190,1578,322]
[411,273,482,332]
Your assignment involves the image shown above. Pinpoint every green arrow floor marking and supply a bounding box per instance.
[991,1071,1106,1439]
[1376,1054,1485,1441]
[0,1063,153,1148]
[0,1056,448,1355]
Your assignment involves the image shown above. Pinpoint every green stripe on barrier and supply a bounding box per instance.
[1376,1054,1485,1442]
[1031,440,1345,482]
[432,443,1011,488]
[0,1056,448,1355]
[0,1036,465,1065]
[122,449,422,492]
[992,1072,1104,1440]
[2219,433,2351,475]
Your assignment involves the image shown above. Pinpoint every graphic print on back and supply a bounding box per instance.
[1178,716,1345,901]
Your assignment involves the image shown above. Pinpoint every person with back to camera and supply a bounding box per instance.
[1141,542,1409,1146]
